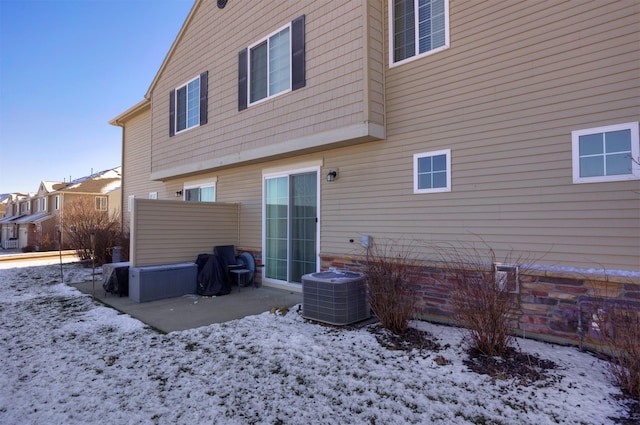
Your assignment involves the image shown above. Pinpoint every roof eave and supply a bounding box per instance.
[109,98,151,127]
[144,0,202,100]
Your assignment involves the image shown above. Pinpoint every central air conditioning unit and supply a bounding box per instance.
[302,271,370,325]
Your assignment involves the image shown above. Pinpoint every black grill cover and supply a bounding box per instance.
[195,254,231,296]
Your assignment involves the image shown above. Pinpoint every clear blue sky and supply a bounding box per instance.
[0,0,194,194]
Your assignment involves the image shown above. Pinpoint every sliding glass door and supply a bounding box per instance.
[264,171,318,284]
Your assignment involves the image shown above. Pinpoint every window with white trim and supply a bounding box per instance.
[571,122,640,184]
[184,184,216,203]
[238,16,306,110]
[95,196,108,211]
[149,192,158,200]
[169,71,208,136]
[413,149,451,193]
[250,25,290,104]
[54,195,60,211]
[389,0,449,66]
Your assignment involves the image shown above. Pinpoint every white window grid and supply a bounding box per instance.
[571,122,640,184]
[413,148,452,193]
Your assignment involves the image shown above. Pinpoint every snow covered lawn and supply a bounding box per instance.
[0,261,632,424]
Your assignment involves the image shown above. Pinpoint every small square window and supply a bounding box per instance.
[572,122,639,183]
[414,149,451,193]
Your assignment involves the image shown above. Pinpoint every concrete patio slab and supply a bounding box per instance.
[71,280,302,333]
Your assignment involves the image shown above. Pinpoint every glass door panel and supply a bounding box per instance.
[290,173,317,283]
[264,171,317,284]
[265,177,288,281]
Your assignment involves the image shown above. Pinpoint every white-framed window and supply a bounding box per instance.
[571,122,639,184]
[95,196,108,211]
[182,178,217,203]
[169,71,208,136]
[176,76,200,132]
[149,192,158,200]
[54,195,60,211]
[238,16,305,111]
[249,23,292,105]
[389,0,449,66]
[184,185,216,203]
[413,149,451,193]
[39,198,47,212]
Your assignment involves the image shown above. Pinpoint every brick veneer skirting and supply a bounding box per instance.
[320,254,640,350]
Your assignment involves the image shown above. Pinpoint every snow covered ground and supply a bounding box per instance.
[0,260,632,424]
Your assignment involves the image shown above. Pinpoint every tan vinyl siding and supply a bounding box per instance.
[119,106,167,228]
[365,0,385,128]
[107,190,121,218]
[131,199,238,267]
[213,167,263,250]
[117,0,639,274]
[315,0,640,271]
[149,0,384,180]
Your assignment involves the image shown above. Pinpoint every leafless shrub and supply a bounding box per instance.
[594,302,640,400]
[363,240,420,335]
[434,242,523,357]
[38,233,57,252]
[60,197,122,266]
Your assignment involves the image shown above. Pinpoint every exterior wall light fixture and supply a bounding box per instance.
[176,190,183,197]
[326,170,337,182]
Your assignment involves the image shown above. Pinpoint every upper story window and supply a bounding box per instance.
[149,192,158,200]
[571,122,639,184]
[169,71,208,136]
[95,196,108,211]
[250,25,290,104]
[390,0,449,66]
[238,15,306,110]
[413,149,451,193]
[54,195,60,211]
[38,198,47,212]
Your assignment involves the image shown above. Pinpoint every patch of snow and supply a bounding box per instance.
[100,180,121,194]
[0,262,631,424]
[527,263,640,279]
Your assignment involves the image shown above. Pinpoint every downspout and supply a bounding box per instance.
[237,201,241,248]
[113,120,126,234]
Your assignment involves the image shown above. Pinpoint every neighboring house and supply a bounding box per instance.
[0,193,27,249]
[0,194,7,217]
[0,168,122,250]
[111,1,639,346]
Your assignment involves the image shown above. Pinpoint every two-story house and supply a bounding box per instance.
[0,193,27,249]
[0,168,122,251]
[112,0,639,345]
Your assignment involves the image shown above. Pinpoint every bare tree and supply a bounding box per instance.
[60,197,122,265]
